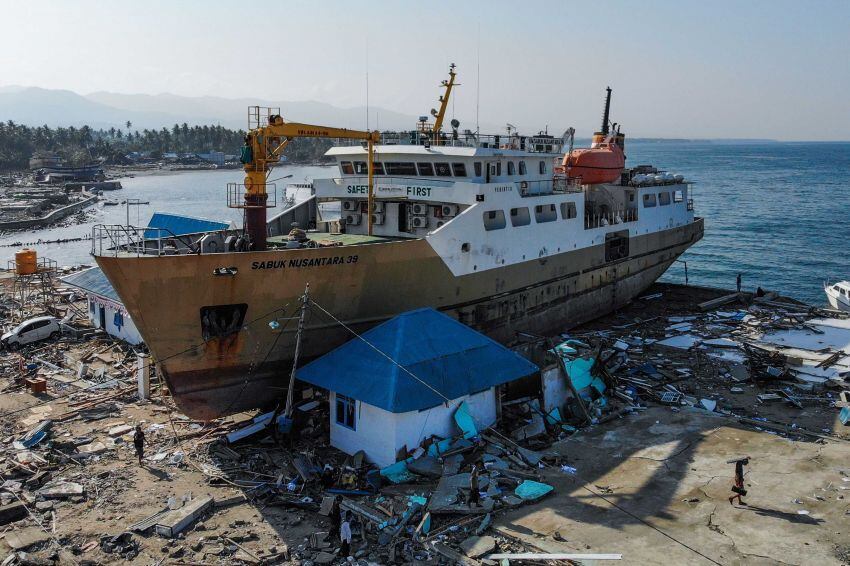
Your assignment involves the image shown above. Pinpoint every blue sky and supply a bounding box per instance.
[1,0,848,140]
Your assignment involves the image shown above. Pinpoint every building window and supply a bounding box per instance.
[474,162,482,177]
[435,162,452,176]
[385,162,417,176]
[507,161,515,176]
[510,207,531,227]
[643,193,657,208]
[452,163,467,177]
[518,161,527,175]
[483,209,506,231]
[560,202,577,219]
[340,161,354,175]
[417,162,435,176]
[539,161,547,174]
[336,394,356,430]
[534,203,557,223]
[658,192,671,206]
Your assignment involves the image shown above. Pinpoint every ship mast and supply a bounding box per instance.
[430,64,458,145]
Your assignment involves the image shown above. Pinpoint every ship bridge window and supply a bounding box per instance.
[519,161,527,175]
[435,162,452,176]
[560,202,577,219]
[659,192,671,206]
[474,162,482,177]
[643,193,657,208]
[507,161,516,176]
[510,207,531,227]
[340,161,354,175]
[539,161,547,174]
[354,161,385,175]
[452,163,467,177]
[496,162,502,176]
[483,209,506,231]
[673,189,684,203]
[200,304,248,341]
[385,162,417,176]
[534,203,557,223]
[417,162,435,176]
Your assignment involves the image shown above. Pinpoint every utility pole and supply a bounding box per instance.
[284,283,309,420]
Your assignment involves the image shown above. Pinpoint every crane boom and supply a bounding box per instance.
[238,113,380,250]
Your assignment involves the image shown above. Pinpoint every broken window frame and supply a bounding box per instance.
[336,393,357,430]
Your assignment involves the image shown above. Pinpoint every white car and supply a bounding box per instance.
[1,316,63,349]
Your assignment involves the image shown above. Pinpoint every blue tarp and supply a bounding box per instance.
[297,308,539,413]
[144,212,229,239]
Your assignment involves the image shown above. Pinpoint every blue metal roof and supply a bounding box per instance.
[296,308,539,413]
[61,267,120,302]
[144,212,229,239]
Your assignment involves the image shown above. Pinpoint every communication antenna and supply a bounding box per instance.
[476,22,481,136]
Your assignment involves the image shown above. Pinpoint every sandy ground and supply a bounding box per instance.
[495,406,850,565]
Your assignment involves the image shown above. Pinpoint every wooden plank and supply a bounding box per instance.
[698,292,743,312]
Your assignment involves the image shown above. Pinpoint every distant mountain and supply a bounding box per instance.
[0,85,426,132]
[85,91,421,131]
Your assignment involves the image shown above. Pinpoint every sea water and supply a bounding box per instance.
[1,141,847,304]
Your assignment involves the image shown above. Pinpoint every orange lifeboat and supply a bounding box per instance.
[562,141,625,185]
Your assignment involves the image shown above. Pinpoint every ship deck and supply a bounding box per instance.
[268,231,412,248]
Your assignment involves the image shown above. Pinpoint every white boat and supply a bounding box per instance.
[824,281,850,312]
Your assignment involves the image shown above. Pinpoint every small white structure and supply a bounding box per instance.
[61,267,143,345]
[297,308,539,467]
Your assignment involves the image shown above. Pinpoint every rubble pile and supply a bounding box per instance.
[547,284,850,437]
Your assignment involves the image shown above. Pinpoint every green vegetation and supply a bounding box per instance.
[0,121,334,170]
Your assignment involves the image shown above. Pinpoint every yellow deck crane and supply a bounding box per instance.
[233,113,380,250]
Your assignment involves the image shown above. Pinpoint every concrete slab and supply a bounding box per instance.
[460,535,496,558]
[495,407,850,565]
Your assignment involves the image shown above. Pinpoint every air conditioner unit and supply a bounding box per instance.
[371,213,385,225]
[372,201,385,213]
[410,202,429,216]
[342,200,360,212]
[441,204,459,217]
[344,213,361,226]
[411,216,429,229]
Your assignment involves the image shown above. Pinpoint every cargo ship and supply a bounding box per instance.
[93,67,703,419]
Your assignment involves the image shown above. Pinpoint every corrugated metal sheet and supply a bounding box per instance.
[297,308,538,413]
[61,267,120,302]
[144,212,229,239]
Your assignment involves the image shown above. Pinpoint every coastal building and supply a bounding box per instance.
[196,151,225,166]
[296,308,539,467]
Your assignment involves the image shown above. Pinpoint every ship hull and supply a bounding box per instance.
[97,218,703,419]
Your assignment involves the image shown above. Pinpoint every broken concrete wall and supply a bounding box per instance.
[541,364,572,414]
[330,388,497,467]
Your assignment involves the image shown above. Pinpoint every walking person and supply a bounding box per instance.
[736,273,742,293]
[339,511,352,558]
[728,457,749,505]
[133,425,145,465]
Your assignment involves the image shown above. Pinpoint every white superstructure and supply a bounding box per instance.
[313,139,694,276]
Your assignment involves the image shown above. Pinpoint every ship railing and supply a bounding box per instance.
[91,224,200,257]
[334,132,564,153]
[584,208,638,229]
